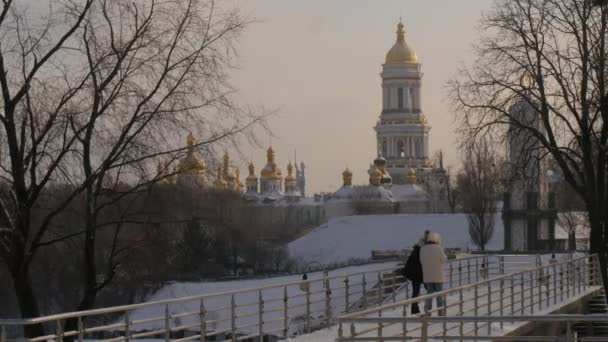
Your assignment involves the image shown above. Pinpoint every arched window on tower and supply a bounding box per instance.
[397,140,405,158]
[382,140,388,157]
[409,88,415,111]
[398,87,404,109]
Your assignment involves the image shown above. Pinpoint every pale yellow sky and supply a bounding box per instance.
[230,1,493,194]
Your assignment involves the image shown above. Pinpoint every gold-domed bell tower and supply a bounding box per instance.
[246,162,258,194]
[284,161,299,196]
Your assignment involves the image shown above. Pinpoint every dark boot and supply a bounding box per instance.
[411,303,420,315]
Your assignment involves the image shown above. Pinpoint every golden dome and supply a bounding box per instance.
[177,132,206,175]
[404,168,417,184]
[246,162,257,182]
[342,167,353,186]
[260,145,282,180]
[234,168,244,189]
[187,131,196,146]
[370,167,382,186]
[285,162,296,182]
[385,21,417,63]
[213,166,227,188]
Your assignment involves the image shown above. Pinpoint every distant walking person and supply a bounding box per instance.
[402,231,429,314]
[420,232,448,316]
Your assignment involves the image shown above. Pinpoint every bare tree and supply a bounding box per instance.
[557,211,589,251]
[445,167,460,213]
[450,0,608,290]
[458,140,501,251]
[0,0,266,335]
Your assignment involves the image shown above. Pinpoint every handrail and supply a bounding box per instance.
[0,253,570,342]
[336,254,601,342]
[339,254,593,319]
[1,256,498,325]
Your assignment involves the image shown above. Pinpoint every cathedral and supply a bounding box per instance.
[168,20,449,227]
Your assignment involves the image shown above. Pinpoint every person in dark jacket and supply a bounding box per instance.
[402,231,429,314]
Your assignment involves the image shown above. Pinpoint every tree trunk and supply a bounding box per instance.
[13,270,45,337]
[588,208,608,295]
[568,232,576,251]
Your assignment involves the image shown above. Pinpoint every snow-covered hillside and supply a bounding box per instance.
[288,214,504,266]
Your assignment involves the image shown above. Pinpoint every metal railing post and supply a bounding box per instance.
[538,267,543,311]
[391,270,397,302]
[560,263,565,302]
[164,304,170,342]
[467,259,471,286]
[77,317,84,342]
[475,257,479,282]
[520,272,524,315]
[499,255,505,275]
[56,320,63,342]
[258,290,264,339]
[499,278,504,329]
[376,312,382,339]
[325,272,332,325]
[377,273,383,305]
[553,264,558,306]
[565,320,573,342]
[200,299,206,342]
[402,304,407,338]
[449,263,453,289]
[458,260,462,287]
[0,324,5,342]
[510,274,515,315]
[283,286,288,337]
[487,281,492,334]
[421,317,428,341]
[459,288,464,342]
[474,284,479,335]
[124,311,130,342]
[344,277,350,312]
[362,274,368,309]
[530,268,535,314]
[305,285,311,334]
[231,295,237,342]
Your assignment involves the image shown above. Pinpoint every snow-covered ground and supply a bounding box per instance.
[119,261,400,337]
[288,214,505,266]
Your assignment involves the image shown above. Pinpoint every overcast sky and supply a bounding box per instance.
[229,0,494,194]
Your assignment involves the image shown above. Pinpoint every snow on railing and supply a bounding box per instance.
[336,254,601,341]
[0,254,563,342]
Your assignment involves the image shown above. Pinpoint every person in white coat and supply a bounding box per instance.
[420,232,448,315]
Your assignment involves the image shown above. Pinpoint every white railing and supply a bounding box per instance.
[336,254,601,342]
[0,254,563,342]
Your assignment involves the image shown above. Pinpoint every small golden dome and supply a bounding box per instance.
[342,167,353,186]
[385,21,417,63]
[187,131,196,146]
[370,167,382,186]
[285,162,296,182]
[404,168,417,184]
[246,162,257,182]
[177,132,206,175]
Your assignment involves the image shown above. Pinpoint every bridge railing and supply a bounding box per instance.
[0,254,564,342]
[337,314,608,341]
[336,254,600,341]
